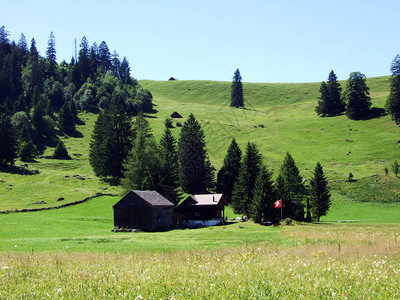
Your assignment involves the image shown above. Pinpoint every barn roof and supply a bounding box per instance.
[114,190,174,208]
[188,194,224,206]
[133,190,174,206]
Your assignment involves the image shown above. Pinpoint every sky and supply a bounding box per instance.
[2,0,400,83]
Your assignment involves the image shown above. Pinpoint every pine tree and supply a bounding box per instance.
[327,70,345,115]
[231,142,262,215]
[45,32,57,78]
[279,152,305,218]
[52,140,71,159]
[178,113,211,194]
[18,139,38,162]
[250,165,276,223]
[216,138,242,202]
[159,126,179,203]
[89,92,132,179]
[59,101,75,133]
[386,55,400,124]
[309,162,331,222]
[315,81,329,116]
[316,71,344,116]
[89,111,110,177]
[122,114,161,192]
[344,72,371,120]
[231,68,244,107]
[99,41,112,72]
[0,104,16,166]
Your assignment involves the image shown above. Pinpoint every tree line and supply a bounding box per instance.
[0,25,153,166]
[316,55,400,123]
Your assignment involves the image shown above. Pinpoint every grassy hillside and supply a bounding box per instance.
[1,76,399,214]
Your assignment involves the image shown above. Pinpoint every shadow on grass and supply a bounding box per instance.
[362,107,386,120]
[0,165,37,175]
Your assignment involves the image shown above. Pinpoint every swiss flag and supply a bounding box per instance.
[274,200,282,208]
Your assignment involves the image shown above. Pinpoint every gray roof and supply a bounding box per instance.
[130,190,174,207]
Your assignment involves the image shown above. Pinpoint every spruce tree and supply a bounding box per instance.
[123,114,161,192]
[316,71,344,116]
[18,139,38,162]
[231,142,262,215]
[386,55,400,124]
[344,72,371,120]
[178,113,212,194]
[52,140,71,159]
[309,162,331,222]
[315,81,329,116]
[250,165,276,223]
[89,111,110,177]
[59,101,75,133]
[279,152,305,218]
[327,70,345,115]
[0,104,16,166]
[231,68,244,107]
[216,138,242,202]
[159,126,179,202]
[89,92,132,179]
[45,32,57,78]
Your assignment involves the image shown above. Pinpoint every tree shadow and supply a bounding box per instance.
[0,165,37,175]
[64,129,84,138]
[34,135,60,155]
[102,177,121,186]
[359,107,386,120]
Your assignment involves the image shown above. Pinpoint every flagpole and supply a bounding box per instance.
[281,199,283,221]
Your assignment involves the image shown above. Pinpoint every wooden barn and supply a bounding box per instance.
[113,190,174,231]
[176,194,227,227]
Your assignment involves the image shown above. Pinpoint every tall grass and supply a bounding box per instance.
[1,224,399,299]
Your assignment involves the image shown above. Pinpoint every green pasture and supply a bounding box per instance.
[1,76,400,241]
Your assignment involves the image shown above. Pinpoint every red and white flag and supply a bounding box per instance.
[274,200,282,208]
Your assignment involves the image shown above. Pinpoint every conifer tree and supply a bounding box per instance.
[18,139,38,162]
[123,113,161,192]
[46,32,57,78]
[279,152,305,218]
[216,138,242,202]
[250,165,276,223]
[178,113,212,194]
[89,92,132,179]
[59,101,75,133]
[52,140,71,159]
[89,110,110,177]
[386,55,400,124]
[327,70,345,115]
[309,162,331,222]
[231,68,244,107]
[316,71,344,116]
[315,81,329,116]
[0,104,16,166]
[231,142,262,215]
[344,72,371,120]
[159,126,179,203]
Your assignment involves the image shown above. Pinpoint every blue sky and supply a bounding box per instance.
[2,0,400,82]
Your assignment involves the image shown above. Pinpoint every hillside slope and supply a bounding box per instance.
[1,76,399,213]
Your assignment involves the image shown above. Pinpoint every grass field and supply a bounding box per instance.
[1,77,400,298]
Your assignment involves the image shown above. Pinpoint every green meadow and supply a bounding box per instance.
[1,77,400,298]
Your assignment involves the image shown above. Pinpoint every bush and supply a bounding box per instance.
[284,218,293,225]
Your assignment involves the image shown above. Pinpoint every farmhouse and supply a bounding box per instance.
[113,190,174,231]
[176,194,227,227]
